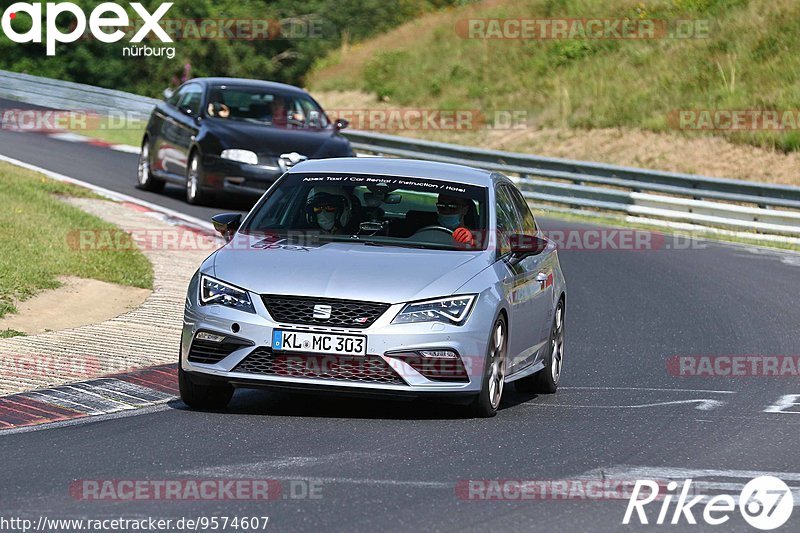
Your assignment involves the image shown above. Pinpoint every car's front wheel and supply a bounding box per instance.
[186,151,209,205]
[178,364,234,409]
[469,315,507,417]
[136,141,165,192]
[515,299,564,394]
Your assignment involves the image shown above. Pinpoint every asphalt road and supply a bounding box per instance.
[1,97,800,532]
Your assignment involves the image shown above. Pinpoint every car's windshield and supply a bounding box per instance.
[243,173,488,251]
[206,85,329,129]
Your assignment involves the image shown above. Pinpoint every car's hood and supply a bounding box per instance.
[210,235,490,304]
[206,119,351,158]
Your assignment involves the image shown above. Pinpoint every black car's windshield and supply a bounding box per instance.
[206,85,329,129]
[243,173,488,251]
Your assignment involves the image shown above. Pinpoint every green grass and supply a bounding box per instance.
[0,162,153,318]
[309,0,800,152]
[0,329,25,338]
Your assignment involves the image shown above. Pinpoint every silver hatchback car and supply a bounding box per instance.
[179,158,566,417]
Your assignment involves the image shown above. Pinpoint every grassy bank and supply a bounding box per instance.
[0,162,153,318]
[309,0,800,153]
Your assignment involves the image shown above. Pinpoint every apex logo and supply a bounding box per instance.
[1,2,174,55]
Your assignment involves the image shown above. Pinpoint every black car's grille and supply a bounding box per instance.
[233,347,406,385]
[261,295,390,329]
[188,335,253,364]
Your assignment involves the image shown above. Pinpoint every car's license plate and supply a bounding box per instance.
[272,330,367,356]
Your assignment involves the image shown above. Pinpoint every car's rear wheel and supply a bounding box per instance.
[515,299,564,394]
[469,315,507,418]
[186,151,209,205]
[178,364,234,409]
[136,141,165,192]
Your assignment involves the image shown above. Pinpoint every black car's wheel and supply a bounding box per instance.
[186,151,209,205]
[136,140,165,192]
[515,299,564,394]
[178,364,234,409]
[469,315,507,418]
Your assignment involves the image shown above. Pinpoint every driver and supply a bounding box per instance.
[436,194,474,245]
[306,188,353,234]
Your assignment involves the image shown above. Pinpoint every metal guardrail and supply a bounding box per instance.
[345,131,800,237]
[2,69,800,238]
[0,69,158,119]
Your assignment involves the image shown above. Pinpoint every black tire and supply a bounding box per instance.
[185,151,209,205]
[515,299,564,394]
[178,364,234,409]
[468,314,507,418]
[136,140,165,192]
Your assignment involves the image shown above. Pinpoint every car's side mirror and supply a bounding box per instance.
[212,213,242,242]
[508,234,549,262]
[163,87,174,100]
[334,118,349,131]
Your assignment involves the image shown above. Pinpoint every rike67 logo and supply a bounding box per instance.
[624,476,794,530]
[1,1,173,55]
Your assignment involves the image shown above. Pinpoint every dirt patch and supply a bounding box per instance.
[316,90,800,186]
[0,276,151,335]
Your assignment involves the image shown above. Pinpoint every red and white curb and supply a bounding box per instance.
[46,131,141,154]
[0,364,178,431]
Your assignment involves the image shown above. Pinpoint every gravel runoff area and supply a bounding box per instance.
[0,198,215,396]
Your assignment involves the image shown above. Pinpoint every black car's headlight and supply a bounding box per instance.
[199,274,255,313]
[392,295,477,325]
[221,149,258,165]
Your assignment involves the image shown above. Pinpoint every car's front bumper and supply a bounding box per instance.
[180,276,496,397]
[202,155,283,195]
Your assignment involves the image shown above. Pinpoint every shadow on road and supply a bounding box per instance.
[166,386,543,421]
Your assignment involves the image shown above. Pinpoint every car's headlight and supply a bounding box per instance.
[199,274,255,313]
[221,149,258,165]
[392,295,477,325]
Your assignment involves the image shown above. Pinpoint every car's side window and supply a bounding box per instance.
[167,85,187,107]
[174,83,203,116]
[506,185,537,233]
[495,185,521,257]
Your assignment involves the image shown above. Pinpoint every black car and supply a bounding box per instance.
[136,77,354,204]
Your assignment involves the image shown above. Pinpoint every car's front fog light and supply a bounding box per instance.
[196,331,226,343]
[419,349,458,359]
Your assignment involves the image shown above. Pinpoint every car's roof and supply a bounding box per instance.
[288,158,496,187]
[189,77,308,95]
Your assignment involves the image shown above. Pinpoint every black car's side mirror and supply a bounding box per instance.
[334,118,349,131]
[163,87,174,100]
[508,234,549,262]
[212,213,242,242]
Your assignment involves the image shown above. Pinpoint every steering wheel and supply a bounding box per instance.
[413,225,454,236]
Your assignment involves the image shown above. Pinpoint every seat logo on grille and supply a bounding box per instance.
[313,304,332,319]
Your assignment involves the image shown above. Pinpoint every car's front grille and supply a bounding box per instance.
[233,347,406,385]
[261,295,390,329]
[188,334,253,364]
